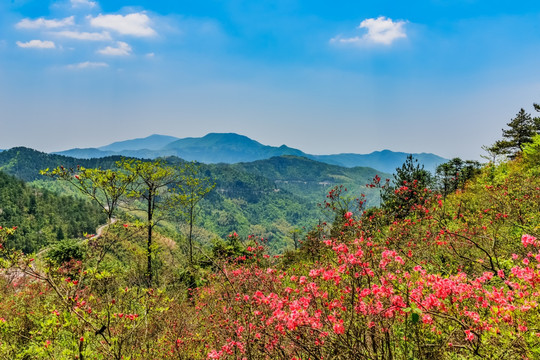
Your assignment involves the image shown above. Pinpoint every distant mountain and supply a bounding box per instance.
[98,134,179,152]
[54,148,117,159]
[55,134,179,159]
[312,150,447,174]
[52,132,447,173]
[163,133,307,163]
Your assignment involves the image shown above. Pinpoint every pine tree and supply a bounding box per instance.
[381,155,432,218]
[490,106,540,158]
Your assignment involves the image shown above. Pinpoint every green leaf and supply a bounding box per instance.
[411,312,420,324]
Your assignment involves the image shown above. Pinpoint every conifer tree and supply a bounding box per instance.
[489,106,540,158]
[381,155,432,218]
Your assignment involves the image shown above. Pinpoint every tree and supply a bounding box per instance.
[289,228,302,251]
[169,163,215,265]
[122,159,180,286]
[381,155,433,218]
[435,158,481,198]
[522,134,540,170]
[489,106,540,158]
[41,162,136,224]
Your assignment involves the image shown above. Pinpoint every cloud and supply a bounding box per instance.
[97,41,132,56]
[67,61,108,69]
[16,16,75,29]
[55,30,111,41]
[16,40,56,49]
[331,17,407,46]
[71,0,97,8]
[89,13,156,37]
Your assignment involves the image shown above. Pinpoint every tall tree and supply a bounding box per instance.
[489,106,540,158]
[41,162,136,224]
[436,158,481,197]
[170,163,215,265]
[381,155,433,218]
[122,159,179,286]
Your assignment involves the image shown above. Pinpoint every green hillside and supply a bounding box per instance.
[232,155,390,207]
[0,170,106,253]
[0,148,388,253]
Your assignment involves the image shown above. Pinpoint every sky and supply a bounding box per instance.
[1,0,540,160]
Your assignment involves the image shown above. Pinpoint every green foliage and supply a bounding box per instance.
[0,147,122,182]
[169,162,215,264]
[489,105,540,158]
[41,160,136,222]
[522,134,540,172]
[381,154,433,218]
[435,157,482,197]
[46,238,85,265]
[0,170,106,253]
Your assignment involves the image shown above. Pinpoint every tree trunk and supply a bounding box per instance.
[147,192,153,286]
[188,203,194,265]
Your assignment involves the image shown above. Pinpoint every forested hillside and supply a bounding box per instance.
[0,147,389,252]
[0,170,106,253]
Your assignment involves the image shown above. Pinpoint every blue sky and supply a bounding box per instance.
[1,0,540,159]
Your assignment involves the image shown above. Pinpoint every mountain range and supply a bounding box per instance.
[53,133,447,174]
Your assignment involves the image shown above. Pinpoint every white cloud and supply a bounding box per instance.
[89,13,156,37]
[67,61,108,69]
[55,30,111,41]
[71,0,97,8]
[145,52,155,58]
[16,40,56,49]
[97,41,132,56]
[331,17,407,46]
[16,16,75,29]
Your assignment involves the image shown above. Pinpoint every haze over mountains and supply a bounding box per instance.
[54,133,446,173]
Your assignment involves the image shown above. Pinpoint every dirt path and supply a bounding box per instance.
[90,218,117,240]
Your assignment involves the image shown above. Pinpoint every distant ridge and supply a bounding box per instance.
[52,132,447,173]
[99,134,179,152]
[311,150,446,174]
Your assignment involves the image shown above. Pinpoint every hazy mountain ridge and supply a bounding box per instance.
[52,132,447,173]
[311,150,446,174]
[99,134,179,152]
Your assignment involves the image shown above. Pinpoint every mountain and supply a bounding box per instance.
[311,150,447,174]
[163,133,307,163]
[55,134,179,159]
[98,134,179,152]
[53,148,117,159]
[52,132,447,173]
